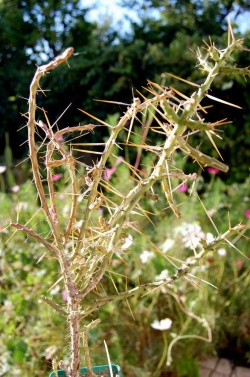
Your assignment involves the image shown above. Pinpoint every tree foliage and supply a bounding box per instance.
[0,0,94,154]
[0,0,250,182]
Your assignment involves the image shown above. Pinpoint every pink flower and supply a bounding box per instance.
[11,185,20,193]
[116,156,123,165]
[51,173,62,181]
[62,290,68,302]
[98,207,104,214]
[0,166,7,174]
[103,166,116,180]
[245,209,250,219]
[177,184,188,192]
[207,167,220,174]
[56,134,64,142]
[236,259,244,271]
[103,156,123,181]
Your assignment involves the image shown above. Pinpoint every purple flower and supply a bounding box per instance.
[245,209,250,219]
[207,167,220,175]
[51,173,62,181]
[177,184,188,192]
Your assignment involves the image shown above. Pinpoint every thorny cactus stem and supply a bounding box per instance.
[10,24,249,377]
[26,47,82,377]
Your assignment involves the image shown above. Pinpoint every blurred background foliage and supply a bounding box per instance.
[0,0,250,376]
[0,161,249,376]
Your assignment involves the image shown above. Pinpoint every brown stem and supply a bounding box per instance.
[68,308,81,377]
[10,222,58,256]
[28,47,74,247]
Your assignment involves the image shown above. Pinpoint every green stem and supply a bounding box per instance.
[152,331,168,377]
[207,173,216,191]
[0,174,6,193]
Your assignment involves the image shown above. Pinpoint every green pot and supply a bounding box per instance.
[49,364,121,377]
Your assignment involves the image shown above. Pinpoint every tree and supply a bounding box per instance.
[1,0,249,182]
[0,0,94,159]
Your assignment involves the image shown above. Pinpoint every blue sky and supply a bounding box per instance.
[82,0,250,34]
[83,0,139,33]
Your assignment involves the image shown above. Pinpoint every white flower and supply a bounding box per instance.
[140,250,154,263]
[207,208,216,217]
[72,220,83,230]
[176,222,215,250]
[45,345,57,360]
[161,238,174,252]
[181,223,204,249]
[206,232,215,243]
[4,300,13,310]
[50,285,60,295]
[151,318,172,331]
[15,201,28,211]
[62,204,70,217]
[121,234,133,250]
[77,194,84,202]
[217,248,227,256]
[35,269,46,277]
[156,269,169,280]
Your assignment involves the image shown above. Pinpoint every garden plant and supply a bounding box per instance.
[5,23,250,377]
